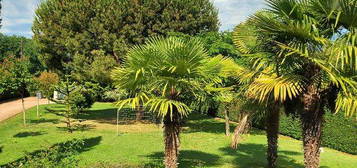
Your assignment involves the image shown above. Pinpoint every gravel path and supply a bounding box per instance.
[0,97,49,122]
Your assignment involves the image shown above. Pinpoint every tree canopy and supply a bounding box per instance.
[33,0,219,73]
[0,34,42,73]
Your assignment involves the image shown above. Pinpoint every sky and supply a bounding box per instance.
[0,0,266,38]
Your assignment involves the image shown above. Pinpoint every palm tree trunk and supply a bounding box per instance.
[301,85,323,168]
[266,102,280,168]
[135,105,144,121]
[163,114,180,168]
[224,109,230,136]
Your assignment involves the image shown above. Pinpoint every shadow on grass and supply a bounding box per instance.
[13,131,47,138]
[56,123,96,132]
[45,107,65,117]
[1,136,102,167]
[77,108,118,124]
[28,118,60,124]
[145,150,222,168]
[219,144,305,168]
[183,113,239,134]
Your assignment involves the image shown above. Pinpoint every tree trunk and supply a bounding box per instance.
[136,105,144,121]
[66,104,72,133]
[266,102,280,168]
[163,114,180,168]
[224,109,230,136]
[21,94,26,127]
[301,84,323,168]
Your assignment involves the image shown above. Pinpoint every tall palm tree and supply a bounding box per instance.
[111,37,234,168]
[231,19,304,168]
[250,0,357,167]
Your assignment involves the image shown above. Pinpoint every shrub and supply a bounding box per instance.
[217,105,357,154]
[4,139,83,168]
[36,71,60,100]
[68,84,96,113]
[280,112,356,154]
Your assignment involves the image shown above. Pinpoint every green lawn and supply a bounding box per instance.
[0,103,355,167]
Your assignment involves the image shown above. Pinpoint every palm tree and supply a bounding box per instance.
[231,19,304,168]
[111,37,234,168]
[250,0,357,167]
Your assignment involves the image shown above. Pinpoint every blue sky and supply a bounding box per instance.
[0,0,265,38]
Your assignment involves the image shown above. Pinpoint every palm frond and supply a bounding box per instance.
[115,92,149,110]
[146,98,191,119]
[329,30,357,72]
[248,74,305,102]
[335,93,357,118]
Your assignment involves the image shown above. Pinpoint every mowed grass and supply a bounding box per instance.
[0,102,356,167]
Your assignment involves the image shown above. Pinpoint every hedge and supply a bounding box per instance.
[280,112,357,155]
[217,108,357,154]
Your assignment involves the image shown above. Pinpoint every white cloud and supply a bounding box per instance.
[213,0,266,31]
[0,0,40,37]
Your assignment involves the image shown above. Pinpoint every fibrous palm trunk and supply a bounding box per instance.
[136,105,144,121]
[266,102,280,168]
[301,84,323,168]
[224,109,230,136]
[163,113,181,168]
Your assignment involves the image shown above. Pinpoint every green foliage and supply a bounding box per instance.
[35,71,60,99]
[0,0,2,27]
[112,36,235,119]
[69,50,117,86]
[169,31,240,58]
[279,112,357,154]
[0,56,34,98]
[103,89,127,102]
[33,0,219,73]
[55,80,96,113]
[68,84,97,113]
[0,34,42,73]
[4,139,83,168]
[250,0,357,117]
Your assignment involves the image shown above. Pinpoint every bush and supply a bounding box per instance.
[217,104,357,154]
[68,84,96,113]
[36,71,60,99]
[4,139,83,168]
[279,112,357,154]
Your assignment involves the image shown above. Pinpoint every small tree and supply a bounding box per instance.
[53,79,96,133]
[0,56,33,126]
[36,71,59,104]
[54,79,77,133]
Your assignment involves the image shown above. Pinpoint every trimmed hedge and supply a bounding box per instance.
[217,108,357,154]
[280,112,357,155]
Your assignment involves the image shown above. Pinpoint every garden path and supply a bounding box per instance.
[0,97,49,122]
